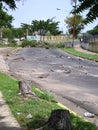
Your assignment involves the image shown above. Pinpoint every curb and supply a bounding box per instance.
[35,88,88,122]
[57,102,88,122]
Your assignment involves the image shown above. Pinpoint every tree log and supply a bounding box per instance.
[48,109,73,130]
[18,80,36,97]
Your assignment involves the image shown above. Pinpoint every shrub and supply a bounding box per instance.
[8,40,17,47]
[21,40,37,47]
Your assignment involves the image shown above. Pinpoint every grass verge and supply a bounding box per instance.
[64,48,98,61]
[0,72,98,130]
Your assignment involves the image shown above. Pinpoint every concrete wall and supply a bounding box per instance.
[27,35,68,42]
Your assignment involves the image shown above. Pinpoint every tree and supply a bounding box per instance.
[0,0,22,10]
[76,0,98,24]
[20,18,62,36]
[2,28,13,39]
[0,8,13,38]
[11,28,24,38]
[65,15,85,38]
[31,19,62,36]
[31,20,46,35]
[48,21,62,35]
[31,19,50,35]
[21,23,32,36]
[0,0,20,38]
[0,9,13,28]
[87,25,98,35]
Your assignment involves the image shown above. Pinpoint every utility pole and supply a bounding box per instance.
[72,0,77,47]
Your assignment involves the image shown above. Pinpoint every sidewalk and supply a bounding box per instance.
[0,54,21,130]
[74,44,97,55]
[0,91,21,130]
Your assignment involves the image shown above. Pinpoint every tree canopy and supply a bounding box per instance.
[31,19,62,35]
[87,25,98,35]
[21,19,62,36]
[0,0,22,9]
[76,0,98,24]
[0,9,13,28]
[65,15,85,37]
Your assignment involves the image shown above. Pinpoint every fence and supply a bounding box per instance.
[81,34,98,53]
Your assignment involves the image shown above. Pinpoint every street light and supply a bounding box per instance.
[56,8,61,11]
[56,8,69,34]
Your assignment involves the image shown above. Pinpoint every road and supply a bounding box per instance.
[6,47,98,115]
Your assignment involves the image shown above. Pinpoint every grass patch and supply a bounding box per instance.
[64,48,98,61]
[0,72,98,130]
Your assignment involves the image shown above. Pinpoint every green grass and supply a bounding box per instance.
[64,48,98,61]
[0,72,98,130]
[0,44,7,47]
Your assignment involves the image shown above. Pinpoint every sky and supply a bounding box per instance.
[8,0,98,33]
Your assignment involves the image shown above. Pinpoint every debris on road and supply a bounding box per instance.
[84,112,95,118]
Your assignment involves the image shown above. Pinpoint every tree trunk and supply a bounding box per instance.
[18,80,36,97]
[48,109,73,130]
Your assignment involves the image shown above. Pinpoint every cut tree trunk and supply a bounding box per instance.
[18,80,36,97]
[48,109,73,130]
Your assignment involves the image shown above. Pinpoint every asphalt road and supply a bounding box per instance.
[6,47,98,115]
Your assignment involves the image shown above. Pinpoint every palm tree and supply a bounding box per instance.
[70,0,77,44]
[65,15,85,38]
[31,19,62,36]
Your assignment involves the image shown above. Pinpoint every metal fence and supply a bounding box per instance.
[83,34,98,44]
[82,34,98,53]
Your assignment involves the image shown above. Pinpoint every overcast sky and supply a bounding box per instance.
[8,0,98,33]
